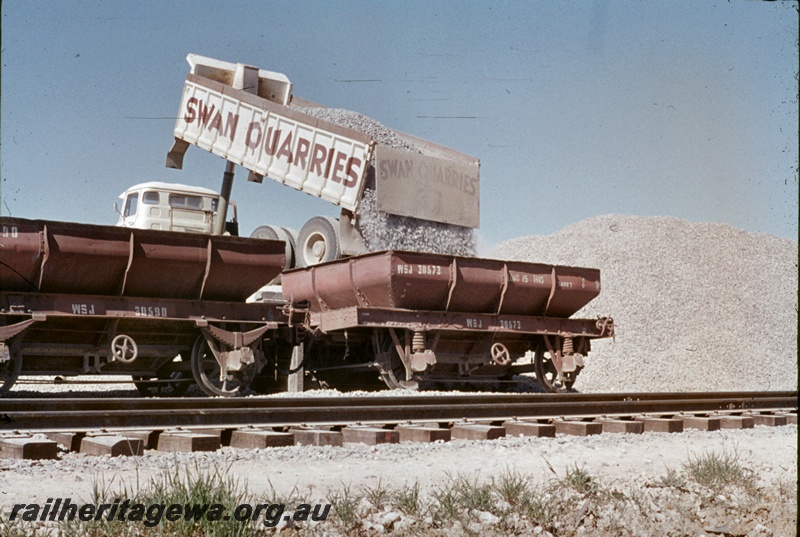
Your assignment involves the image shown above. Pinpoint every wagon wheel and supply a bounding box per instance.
[534,342,576,393]
[132,353,190,397]
[0,341,23,395]
[377,335,418,391]
[190,337,248,397]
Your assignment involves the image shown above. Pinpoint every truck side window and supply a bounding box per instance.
[169,194,203,210]
[211,198,219,212]
[142,191,160,205]
[123,193,139,217]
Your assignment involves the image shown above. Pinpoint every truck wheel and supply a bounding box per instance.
[281,227,298,269]
[251,225,280,240]
[297,216,340,267]
[251,225,295,272]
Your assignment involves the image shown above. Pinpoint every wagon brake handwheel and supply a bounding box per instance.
[111,334,138,363]
[533,342,576,393]
[490,343,512,366]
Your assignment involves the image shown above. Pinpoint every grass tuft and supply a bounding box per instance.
[393,481,422,516]
[684,446,757,493]
[430,477,461,521]
[494,468,530,507]
[657,465,687,489]
[327,483,362,532]
[558,463,599,496]
[362,478,391,509]
[520,485,558,530]
[452,473,495,512]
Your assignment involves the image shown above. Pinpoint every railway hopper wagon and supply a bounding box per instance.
[1,218,614,396]
[0,217,295,396]
[281,250,614,392]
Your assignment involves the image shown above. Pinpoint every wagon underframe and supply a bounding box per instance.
[0,292,289,396]
[299,306,614,392]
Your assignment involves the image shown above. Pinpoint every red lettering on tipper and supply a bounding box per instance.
[208,110,223,131]
[184,97,198,122]
[223,112,239,140]
[344,157,362,187]
[197,101,214,125]
[264,127,281,156]
[245,122,262,150]
[276,131,294,163]
[295,138,310,169]
[309,144,328,176]
[184,98,240,141]
[331,151,348,183]
[323,148,336,179]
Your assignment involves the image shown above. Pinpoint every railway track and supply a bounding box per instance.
[1,391,796,432]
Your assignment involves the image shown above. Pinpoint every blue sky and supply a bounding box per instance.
[2,1,797,251]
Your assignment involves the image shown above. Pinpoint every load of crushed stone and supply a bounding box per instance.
[292,105,477,256]
[490,214,798,393]
[356,188,476,256]
[291,106,420,153]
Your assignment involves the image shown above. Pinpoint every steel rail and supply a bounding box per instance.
[0,391,796,412]
[0,391,795,432]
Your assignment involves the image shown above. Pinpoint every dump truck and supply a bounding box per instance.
[165,54,481,267]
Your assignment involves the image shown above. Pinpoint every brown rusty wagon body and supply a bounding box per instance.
[280,251,613,392]
[1,217,290,396]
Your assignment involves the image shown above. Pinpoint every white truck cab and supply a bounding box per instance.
[116,182,237,235]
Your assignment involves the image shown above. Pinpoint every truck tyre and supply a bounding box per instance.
[251,225,280,240]
[251,225,294,272]
[281,227,298,269]
[297,216,340,267]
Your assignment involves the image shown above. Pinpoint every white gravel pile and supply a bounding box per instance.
[490,214,798,393]
[292,105,477,256]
